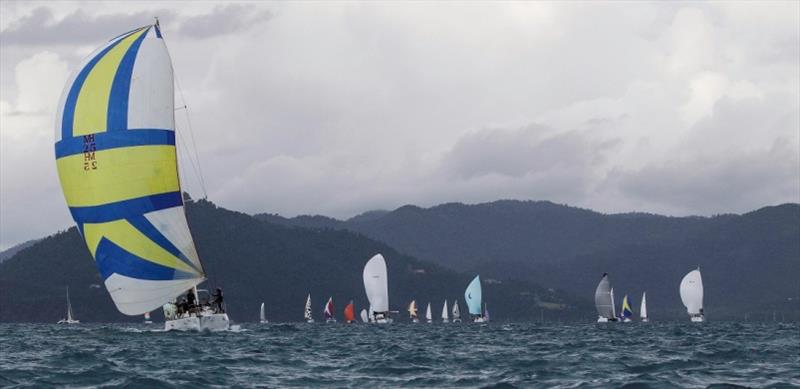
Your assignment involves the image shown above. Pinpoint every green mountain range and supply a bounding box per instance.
[0,200,579,323]
[256,201,800,320]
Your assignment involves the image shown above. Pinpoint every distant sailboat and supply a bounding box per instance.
[595,273,618,322]
[452,300,462,323]
[441,300,450,323]
[360,308,369,323]
[57,286,79,324]
[425,302,432,323]
[55,22,229,332]
[408,300,419,323]
[324,297,336,323]
[143,311,152,324]
[465,275,485,323]
[260,302,268,324]
[363,254,391,323]
[640,292,648,322]
[304,294,315,323]
[620,294,634,322]
[680,268,705,322]
[344,301,355,323]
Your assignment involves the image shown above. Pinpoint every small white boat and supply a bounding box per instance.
[680,268,705,322]
[408,300,419,323]
[304,294,315,323]
[441,300,449,323]
[425,302,432,323]
[363,254,392,323]
[57,286,79,324]
[260,302,268,324]
[324,297,337,323]
[594,273,618,322]
[162,289,229,331]
[451,300,462,323]
[640,292,648,322]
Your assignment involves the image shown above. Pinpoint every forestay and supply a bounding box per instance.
[54,24,205,316]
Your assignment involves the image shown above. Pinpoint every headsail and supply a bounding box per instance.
[408,300,418,318]
[425,302,432,321]
[362,254,389,313]
[441,300,449,321]
[260,302,266,322]
[680,269,704,315]
[304,294,313,321]
[640,292,648,320]
[452,300,461,320]
[54,24,205,316]
[620,294,633,318]
[324,297,335,320]
[66,286,74,321]
[594,273,615,319]
[360,308,369,323]
[344,301,355,323]
[465,275,482,316]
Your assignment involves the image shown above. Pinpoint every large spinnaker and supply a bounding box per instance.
[680,269,704,314]
[54,24,205,316]
[465,275,482,316]
[594,273,615,319]
[363,254,389,313]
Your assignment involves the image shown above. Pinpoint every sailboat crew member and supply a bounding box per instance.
[186,289,196,313]
[212,288,224,313]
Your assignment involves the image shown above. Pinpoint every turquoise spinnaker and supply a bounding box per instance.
[465,275,482,316]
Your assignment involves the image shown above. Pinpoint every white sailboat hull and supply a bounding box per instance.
[641,318,649,322]
[165,313,230,331]
[690,315,705,323]
[57,319,80,324]
[473,317,485,323]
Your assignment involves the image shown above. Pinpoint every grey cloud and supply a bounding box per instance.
[0,7,177,46]
[0,5,269,46]
[614,140,799,214]
[176,5,271,39]
[443,125,620,180]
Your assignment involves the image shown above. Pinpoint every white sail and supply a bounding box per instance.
[360,309,369,323]
[452,300,461,320]
[425,302,432,321]
[640,292,648,320]
[66,286,74,322]
[610,288,617,319]
[304,294,314,322]
[594,273,615,319]
[362,254,389,313]
[441,300,449,321]
[680,269,704,315]
[260,302,266,323]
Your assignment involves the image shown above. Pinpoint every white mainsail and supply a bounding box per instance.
[360,309,369,323]
[304,294,314,322]
[260,302,267,323]
[66,287,74,322]
[452,300,461,321]
[594,273,615,320]
[425,302,432,322]
[640,292,648,321]
[610,288,617,318]
[441,300,449,322]
[363,254,389,313]
[680,268,704,321]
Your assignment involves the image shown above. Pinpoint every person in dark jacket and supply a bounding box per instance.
[211,288,224,313]
[186,290,196,313]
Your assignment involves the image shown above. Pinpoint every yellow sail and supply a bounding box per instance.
[54,24,204,315]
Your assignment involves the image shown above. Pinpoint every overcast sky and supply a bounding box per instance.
[1,1,798,250]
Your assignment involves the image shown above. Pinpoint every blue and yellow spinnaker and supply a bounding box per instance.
[54,24,205,315]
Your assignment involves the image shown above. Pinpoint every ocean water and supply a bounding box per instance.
[0,322,797,388]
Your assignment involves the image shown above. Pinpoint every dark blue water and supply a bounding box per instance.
[1,322,797,388]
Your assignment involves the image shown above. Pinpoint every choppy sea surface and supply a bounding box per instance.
[1,322,797,388]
